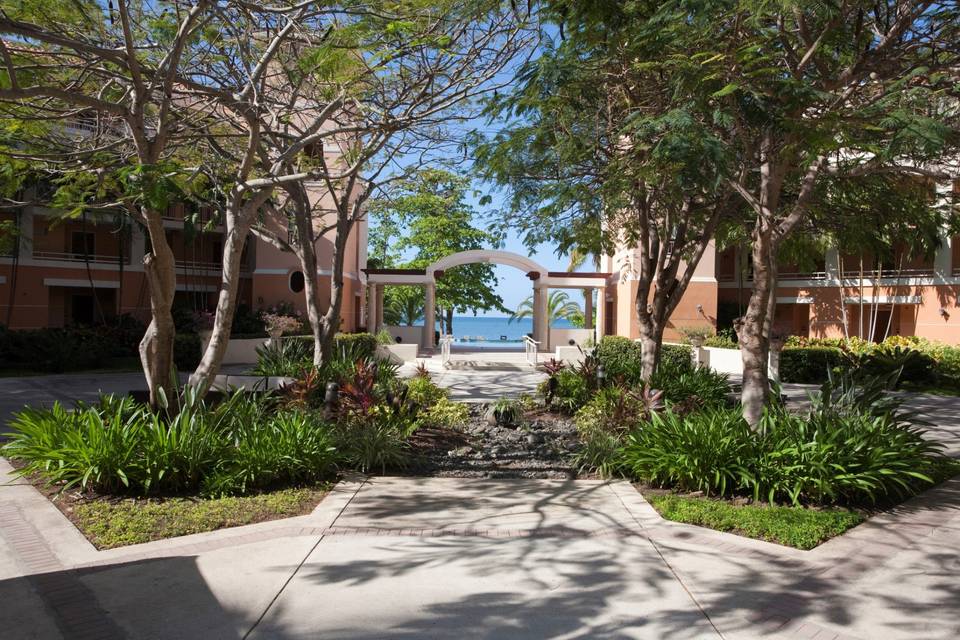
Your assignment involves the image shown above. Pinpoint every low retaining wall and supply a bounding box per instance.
[549,328,593,351]
[211,374,294,391]
[377,343,419,363]
[698,346,743,375]
[382,325,422,345]
[201,336,266,365]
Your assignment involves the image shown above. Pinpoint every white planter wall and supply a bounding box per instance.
[202,336,266,365]
[699,346,744,375]
[377,343,419,363]
[549,328,593,351]
[382,325,422,346]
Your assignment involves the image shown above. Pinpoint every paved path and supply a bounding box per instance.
[398,354,548,402]
[2,458,958,639]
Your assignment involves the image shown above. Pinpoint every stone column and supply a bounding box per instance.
[375,285,384,332]
[421,281,436,349]
[533,284,549,349]
[367,284,378,333]
[583,289,593,330]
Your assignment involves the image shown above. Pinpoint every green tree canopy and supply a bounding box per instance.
[369,169,509,331]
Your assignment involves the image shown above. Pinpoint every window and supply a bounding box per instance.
[71,231,95,258]
[289,270,305,293]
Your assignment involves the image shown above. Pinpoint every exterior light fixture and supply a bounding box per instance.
[324,382,339,417]
[596,363,606,386]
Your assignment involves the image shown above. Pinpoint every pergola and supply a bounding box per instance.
[363,250,613,350]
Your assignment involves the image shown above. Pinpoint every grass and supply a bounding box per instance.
[646,493,864,550]
[71,484,330,549]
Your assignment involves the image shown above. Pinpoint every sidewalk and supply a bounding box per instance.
[2,460,958,639]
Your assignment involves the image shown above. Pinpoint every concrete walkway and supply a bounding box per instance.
[2,456,958,639]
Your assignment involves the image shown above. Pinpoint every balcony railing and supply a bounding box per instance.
[841,268,935,278]
[718,271,827,282]
[177,259,251,274]
[32,251,130,265]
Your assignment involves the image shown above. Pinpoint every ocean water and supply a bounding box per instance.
[443,316,576,348]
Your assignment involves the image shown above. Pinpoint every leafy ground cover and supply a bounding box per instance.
[68,485,329,549]
[645,492,863,550]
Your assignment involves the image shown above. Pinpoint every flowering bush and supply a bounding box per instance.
[262,313,302,337]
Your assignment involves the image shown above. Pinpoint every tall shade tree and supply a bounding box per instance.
[185,2,533,383]
[639,0,960,425]
[0,0,216,405]
[476,1,739,379]
[368,169,508,333]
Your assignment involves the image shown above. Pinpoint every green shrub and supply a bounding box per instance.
[543,368,592,413]
[935,348,960,390]
[660,344,694,373]
[649,365,730,410]
[2,390,338,497]
[594,336,644,381]
[205,410,337,496]
[422,397,469,429]
[174,333,202,371]
[621,408,757,496]
[573,387,647,477]
[253,339,312,377]
[754,371,945,505]
[619,373,949,507]
[405,375,448,406]
[703,328,738,349]
[0,327,114,372]
[779,346,846,383]
[333,332,378,359]
[331,405,411,473]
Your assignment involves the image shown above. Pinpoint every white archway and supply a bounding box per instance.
[364,249,612,351]
[427,249,546,276]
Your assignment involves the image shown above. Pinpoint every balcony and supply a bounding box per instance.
[32,250,131,265]
[176,258,252,275]
[841,267,935,278]
[718,271,828,282]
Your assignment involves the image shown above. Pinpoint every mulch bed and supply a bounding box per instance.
[405,404,587,479]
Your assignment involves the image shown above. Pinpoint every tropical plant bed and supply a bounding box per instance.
[25,471,331,550]
[641,489,864,550]
[638,457,960,550]
[404,403,583,479]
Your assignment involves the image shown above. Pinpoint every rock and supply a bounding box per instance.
[491,445,507,457]
[484,406,498,426]
[526,433,544,446]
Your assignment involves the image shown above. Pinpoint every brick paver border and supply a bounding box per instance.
[0,501,125,640]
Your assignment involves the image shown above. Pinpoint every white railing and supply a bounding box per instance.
[32,250,130,265]
[439,335,453,367]
[523,335,540,367]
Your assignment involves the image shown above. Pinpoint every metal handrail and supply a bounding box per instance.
[523,335,540,367]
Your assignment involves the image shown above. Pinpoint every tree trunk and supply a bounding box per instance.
[189,212,256,395]
[139,216,178,407]
[445,308,454,335]
[292,194,325,367]
[638,319,665,381]
[317,218,350,366]
[740,231,776,428]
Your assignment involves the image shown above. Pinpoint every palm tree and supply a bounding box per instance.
[382,286,424,327]
[509,291,583,325]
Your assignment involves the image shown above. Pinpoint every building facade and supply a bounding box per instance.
[599,207,960,346]
[0,196,368,332]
